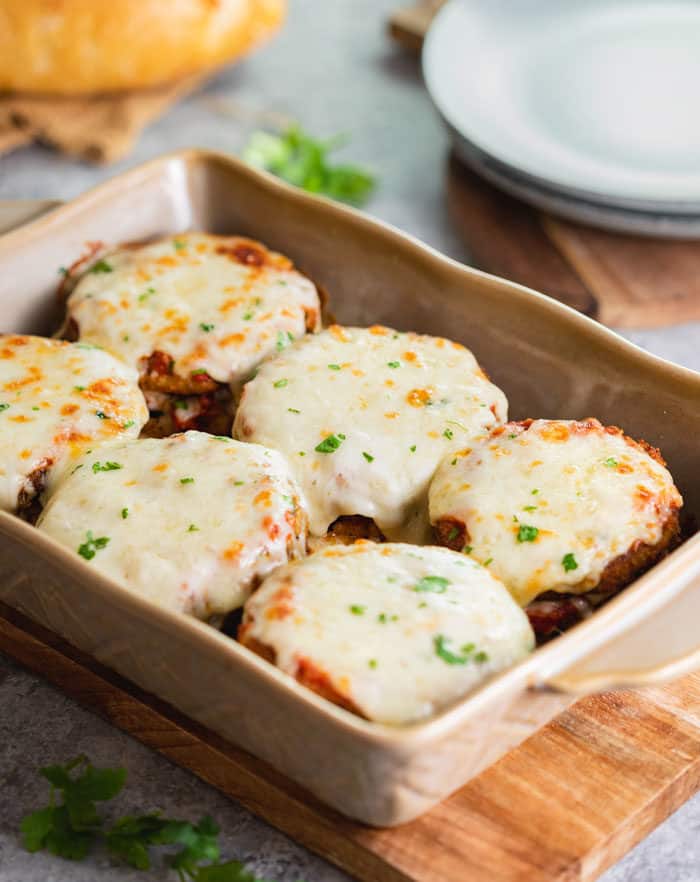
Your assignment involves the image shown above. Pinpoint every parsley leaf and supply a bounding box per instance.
[362,451,374,462]
[92,461,122,473]
[562,552,579,572]
[315,433,344,454]
[516,524,539,543]
[414,575,449,593]
[243,124,375,206]
[273,378,288,388]
[434,635,489,666]
[90,259,113,274]
[77,531,110,560]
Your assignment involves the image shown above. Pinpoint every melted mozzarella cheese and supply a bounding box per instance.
[429,419,683,606]
[66,233,320,388]
[37,431,307,621]
[242,542,534,725]
[233,325,507,542]
[0,335,147,512]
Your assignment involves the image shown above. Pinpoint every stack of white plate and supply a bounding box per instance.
[423,0,700,237]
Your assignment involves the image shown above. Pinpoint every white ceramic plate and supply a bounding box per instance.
[423,0,700,210]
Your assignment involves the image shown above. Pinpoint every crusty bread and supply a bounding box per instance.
[0,0,285,95]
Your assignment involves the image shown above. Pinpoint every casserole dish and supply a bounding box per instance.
[1,151,700,827]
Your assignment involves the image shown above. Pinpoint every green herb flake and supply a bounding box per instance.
[523,505,537,512]
[242,311,254,321]
[414,575,449,593]
[78,531,110,560]
[199,322,215,333]
[409,444,416,453]
[604,456,619,468]
[287,407,301,414]
[362,451,374,463]
[327,363,341,371]
[191,369,208,377]
[212,435,230,442]
[121,508,129,520]
[90,259,113,274]
[377,613,388,624]
[74,385,85,392]
[443,428,454,440]
[173,239,186,251]
[562,552,579,572]
[315,433,344,454]
[187,524,199,532]
[368,659,378,669]
[508,433,518,439]
[273,378,289,388]
[233,480,245,486]
[180,477,195,485]
[276,330,294,351]
[517,524,539,543]
[95,411,109,420]
[463,545,473,554]
[387,361,400,368]
[483,557,493,566]
[531,488,539,495]
[242,124,376,207]
[349,604,366,615]
[92,461,122,473]
[121,420,135,429]
[137,286,156,303]
[434,635,486,666]
[447,526,460,541]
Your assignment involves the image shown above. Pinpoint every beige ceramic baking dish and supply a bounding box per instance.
[1,151,700,827]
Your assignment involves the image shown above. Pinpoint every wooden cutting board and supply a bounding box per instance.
[3,601,700,882]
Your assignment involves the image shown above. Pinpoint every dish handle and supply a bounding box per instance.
[538,542,700,694]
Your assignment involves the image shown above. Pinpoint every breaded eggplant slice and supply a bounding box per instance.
[37,431,307,622]
[233,325,507,543]
[429,418,682,638]
[239,541,534,725]
[61,233,321,425]
[0,335,147,516]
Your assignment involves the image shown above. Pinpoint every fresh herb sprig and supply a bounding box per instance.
[20,756,286,881]
[243,125,375,206]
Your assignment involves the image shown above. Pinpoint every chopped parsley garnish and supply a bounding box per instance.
[377,613,388,624]
[180,477,195,484]
[233,480,245,486]
[517,524,539,543]
[95,411,109,420]
[447,526,460,541]
[387,361,400,368]
[287,407,301,414]
[122,420,135,429]
[199,322,215,332]
[414,575,449,593]
[137,286,156,303]
[368,659,378,669]
[434,635,489,666]
[349,604,366,615]
[463,545,473,554]
[409,445,416,453]
[0,403,9,412]
[90,259,113,274]
[242,124,376,206]
[443,428,454,440]
[508,433,517,439]
[362,451,374,463]
[242,311,254,321]
[315,433,344,454]
[187,524,199,532]
[604,457,619,468]
[562,552,579,572]
[450,458,458,466]
[74,385,85,392]
[58,266,68,277]
[173,239,186,251]
[523,505,537,512]
[273,378,288,388]
[483,557,493,566]
[121,508,129,519]
[531,488,539,495]
[77,531,110,560]
[191,369,208,377]
[276,330,294,351]
[212,435,230,442]
[92,461,122,473]
[327,363,341,370]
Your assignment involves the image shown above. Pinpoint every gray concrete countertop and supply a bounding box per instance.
[1,2,699,880]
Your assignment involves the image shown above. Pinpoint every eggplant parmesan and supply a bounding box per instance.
[0,335,147,516]
[61,233,321,435]
[239,542,534,725]
[429,418,682,640]
[36,431,308,622]
[233,325,507,542]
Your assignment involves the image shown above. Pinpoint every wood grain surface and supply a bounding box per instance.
[3,601,700,882]
[447,157,700,328]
